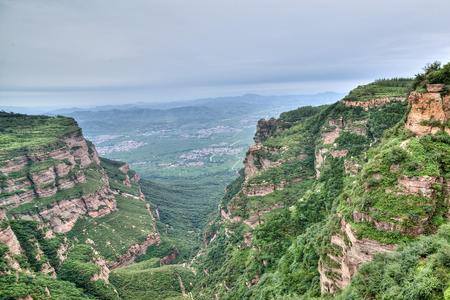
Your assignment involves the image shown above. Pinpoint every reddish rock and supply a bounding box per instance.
[243,144,283,181]
[0,156,28,175]
[397,175,438,198]
[118,163,130,174]
[406,91,450,136]
[344,160,361,176]
[109,232,160,269]
[330,149,348,158]
[427,83,445,93]
[321,127,341,145]
[343,96,405,111]
[315,148,329,178]
[160,248,178,265]
[319,219,396,294]
[243,181,286,197]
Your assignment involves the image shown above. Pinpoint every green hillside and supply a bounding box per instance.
[0,112,80,159]
[191,78,415,299]
[110,260,196,300]
[3,63,450,300]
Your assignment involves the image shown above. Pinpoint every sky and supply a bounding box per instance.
[1,0,450,107]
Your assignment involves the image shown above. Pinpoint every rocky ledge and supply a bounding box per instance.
[343,96,405,111]
[319,218,396,294]
[406,84,450,136]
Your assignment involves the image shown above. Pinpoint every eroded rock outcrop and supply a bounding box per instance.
[1,131,117,234]
[243,181,286,197]
[320,83,450,294]
[14,183,116,234]
[109,232,160,269]
[406,84,450,136]
[319,219,396,294]
[254,118,281,143]
[343,96,405,111]
[243,144,283,181]
[315,117,367,178]
[0,209,23,271]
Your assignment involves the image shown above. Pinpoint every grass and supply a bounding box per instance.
[0,112,80,160]
[343,78,412,102]
[350,221,415,245]
[339,130,450,244]
[0,272,91,300]
[140,178,225,260]
[110,261,196,300]
[100,157,141,196]
[68,195,155,261]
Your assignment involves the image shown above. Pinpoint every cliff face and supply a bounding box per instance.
[0,113,159,298]
[343,96,405,111]
[318,82,450,294]
[193,79,412,299]
[406,84,450,136]
[0,130,116,234]
[253,118,282,143]
[319,219,396,294]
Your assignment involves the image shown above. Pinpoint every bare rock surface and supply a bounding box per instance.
[343,96,405,111]
[406,91,450,136]
[320,219,396,294]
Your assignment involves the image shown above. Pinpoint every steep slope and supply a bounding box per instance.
[0,114,116,233]
[109,258,196,300]
[192,78,412,299]
[319,64,450,296]
[0,113,160,299]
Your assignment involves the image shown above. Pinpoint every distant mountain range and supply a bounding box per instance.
[1,92,343,115]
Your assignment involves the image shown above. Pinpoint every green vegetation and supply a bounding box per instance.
[110,261,195,300]
[71,95,338,263]
[140,178,221,261]
[343,78,412,101]
[59,244,118,299]
[0,112,80,159]
[0,272,92,300]
[69,195,154,261]
[279,105,326,126]
[367,101,408,140]
[413,61,450,91]
[340,223,450,300]
[338,129,450,244]
[191,78,416,299]
[100,158,141,196]
[9,220,62,272]
[335,131,369,156]
[6,69,450,300]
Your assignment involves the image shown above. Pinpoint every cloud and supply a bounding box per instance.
[1,0,450,106]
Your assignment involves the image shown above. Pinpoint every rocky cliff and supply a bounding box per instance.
[192,78,412,299]
[253,118,282,143]
[0,124,116,234]
[0,113,159,299]
[318,79,450,294]
[406,84,450,136]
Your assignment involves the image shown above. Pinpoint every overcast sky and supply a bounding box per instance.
[1,0,450,107]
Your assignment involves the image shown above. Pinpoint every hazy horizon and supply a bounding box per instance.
[1,0,450,106]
